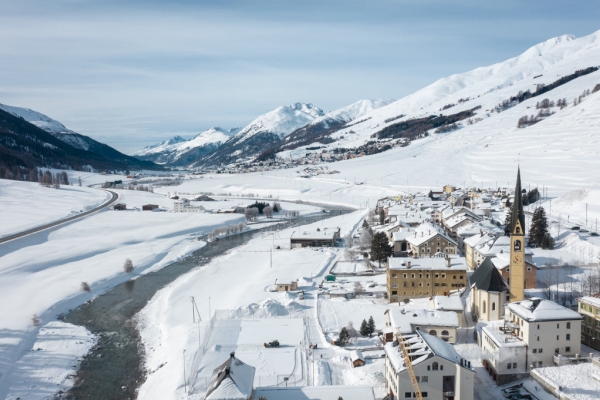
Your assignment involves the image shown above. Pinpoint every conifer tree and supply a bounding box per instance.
[541,232,555,250]
[529,207,549,247]
[359,319,369,337]
[370,232,392,267]
[379,208,385,225]
[367,316,376,336]
[504,208,512,236]
[338,327,350,345]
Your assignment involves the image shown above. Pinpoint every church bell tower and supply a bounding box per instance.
[509,167,526,302]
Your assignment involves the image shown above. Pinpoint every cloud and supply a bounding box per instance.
[0,0,599,152]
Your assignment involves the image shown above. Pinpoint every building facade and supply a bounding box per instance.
[577,293,600,351]
[387,256,467,303]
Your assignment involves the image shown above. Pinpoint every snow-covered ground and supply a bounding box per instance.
[136,211,365,400]
[0,180,108,238]
[0,188,247,399]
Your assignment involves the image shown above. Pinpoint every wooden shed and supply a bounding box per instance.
[350,350,365,367]
[142,204,159,211]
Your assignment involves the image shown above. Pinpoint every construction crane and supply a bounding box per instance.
[397,332,423,400]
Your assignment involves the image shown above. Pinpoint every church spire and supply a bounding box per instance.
[511,167,525,235]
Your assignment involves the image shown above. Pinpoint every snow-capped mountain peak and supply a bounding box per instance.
[0,103,76,136]
[233,102,325,143]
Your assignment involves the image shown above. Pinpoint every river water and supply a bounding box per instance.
[62,209,352,399]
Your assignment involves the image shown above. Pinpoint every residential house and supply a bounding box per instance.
[290,227,340,248]
[386,255,467,303]
[112,203,127,211]
[405,223,458,258]
[432,296,465,328]
[350,350,366,367]
[480,298,583,384]
[384,307,459,343]
[392,229,413,256]
[384,330,475,400]
[174,198,205,213]
[142,204,158,211]
[274,279,298,292]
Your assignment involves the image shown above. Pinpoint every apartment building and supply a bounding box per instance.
[387,256,467,303]
[577,292,600,351]
[384,330,475,400]
[480,298,583,384]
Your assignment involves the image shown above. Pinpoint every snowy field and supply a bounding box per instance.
[318,297,389,335]
[136,211,364,400]
[0,188,246,399]
[0,180,108,238]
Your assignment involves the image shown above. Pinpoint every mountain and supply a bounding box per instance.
[275,30,600,192]
[132,127,239,166]
[194,103,325,167]
[0,108,158,172]
[278,99,392,152]
[0,103,158,169]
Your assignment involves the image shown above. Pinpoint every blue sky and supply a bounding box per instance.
[1,0,599,152]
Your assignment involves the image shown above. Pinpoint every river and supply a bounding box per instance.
[61,208,353,399]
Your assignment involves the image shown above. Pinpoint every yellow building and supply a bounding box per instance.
[386,256,468,303]
[577,292,600,351]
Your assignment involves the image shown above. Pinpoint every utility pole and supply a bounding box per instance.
[586,203,588,226]
[208,297,211,319]
[183,349,187,394]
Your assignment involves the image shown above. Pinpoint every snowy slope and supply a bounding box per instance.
[0,102,76,136]
[234,102,324,143]
[132,128,239,165]
[277,31,600,155]
[197,103,325,166]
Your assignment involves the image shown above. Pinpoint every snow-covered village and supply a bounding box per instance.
[2,2,600,400]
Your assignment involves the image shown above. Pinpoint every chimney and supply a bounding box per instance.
[230,351,235,358]
[407,261,412,269]
[446,257,451,268]
[428,230,431,235]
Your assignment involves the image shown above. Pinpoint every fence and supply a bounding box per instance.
[187,312,217,394]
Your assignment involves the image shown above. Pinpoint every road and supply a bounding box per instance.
[0,189,119,245]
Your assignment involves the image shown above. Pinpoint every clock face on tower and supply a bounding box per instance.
[512,254,523,264]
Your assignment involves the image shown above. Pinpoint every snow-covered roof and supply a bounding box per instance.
[384,330,470,374]
[252,385,376,400]
[444,213,479,229]
[388,256,467,271]
[205,352,255,400]
[457,221,503,238]
[350,349,364,362]
[577,292,600,308]
[405,222,457,246]
[433,296,464,312]
[392,229,413,241]
[482,320,527,348]
[290,227,339,240]
[386,307,459,334]
[506,298,583,322]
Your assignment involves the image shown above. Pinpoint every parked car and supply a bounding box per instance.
[571,226,581,230]
[298,292,305,300]
[591,232,599,237]
[264,340,280,348]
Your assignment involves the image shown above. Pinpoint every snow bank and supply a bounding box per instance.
[0,180,108,238]
[230,297,305,318]
[5,321,96,400]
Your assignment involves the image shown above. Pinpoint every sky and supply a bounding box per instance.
[1,0,600,153]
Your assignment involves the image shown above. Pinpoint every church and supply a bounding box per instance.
[470,168,532,321]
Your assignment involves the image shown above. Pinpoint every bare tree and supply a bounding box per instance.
[78,176,82,187]
[244,208,258,221]
[123,258,134,273]
[263,206,273,218]
[81,282,91,292]
[360,229,373,250]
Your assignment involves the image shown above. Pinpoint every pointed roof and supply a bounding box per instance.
[205,352,255,400]
[469,258,508,292]
[511,167,525,235]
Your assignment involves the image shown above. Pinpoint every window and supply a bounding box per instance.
[440,365,443,370]
[392,290,397,295]
[507,363,512,369]
[538,361,543,367]
[459,275,463,280]
[404,282,407,287]
[411,282,415,287]
[403,273,407,278]
[419,283,423,287]
[391,273,397,278]
[435,274,439,278]
[513,363,517,369]
[441,330,449,336]
[427,248,431,253]
[422,392,428,398]
[427,283,430,287]
[566,334,571,341]
[533,349,537,353]
[415,376,420,383]
[539,349,543,353]
[514,239,522,251]
[405,392,412,399]
[492,302,496,311]
[483,301,487,313]
[419,273,423,278]
[506,268,510,272]
[557,323,560,329]
[557,335,559,340]
[555,348,559,355]
[412,273,415,279]
[442,274,446,278]
[421,376,428,383]
[566,347,571,352]
[537,336,539,342]
[537,324,540,330]
[432,362,438,370]
[427,365,430,371]
[392,283,398,288]
[426,273,430,278]
[453,275,456,279]
[527,267,532,271]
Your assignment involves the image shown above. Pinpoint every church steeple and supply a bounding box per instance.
[509,167,526,302]
[511,167,525,235]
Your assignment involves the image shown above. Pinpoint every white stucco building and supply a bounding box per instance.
[384,330,475,400]
[173,198,205,213]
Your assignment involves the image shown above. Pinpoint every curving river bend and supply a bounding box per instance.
[62,208,353,399]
